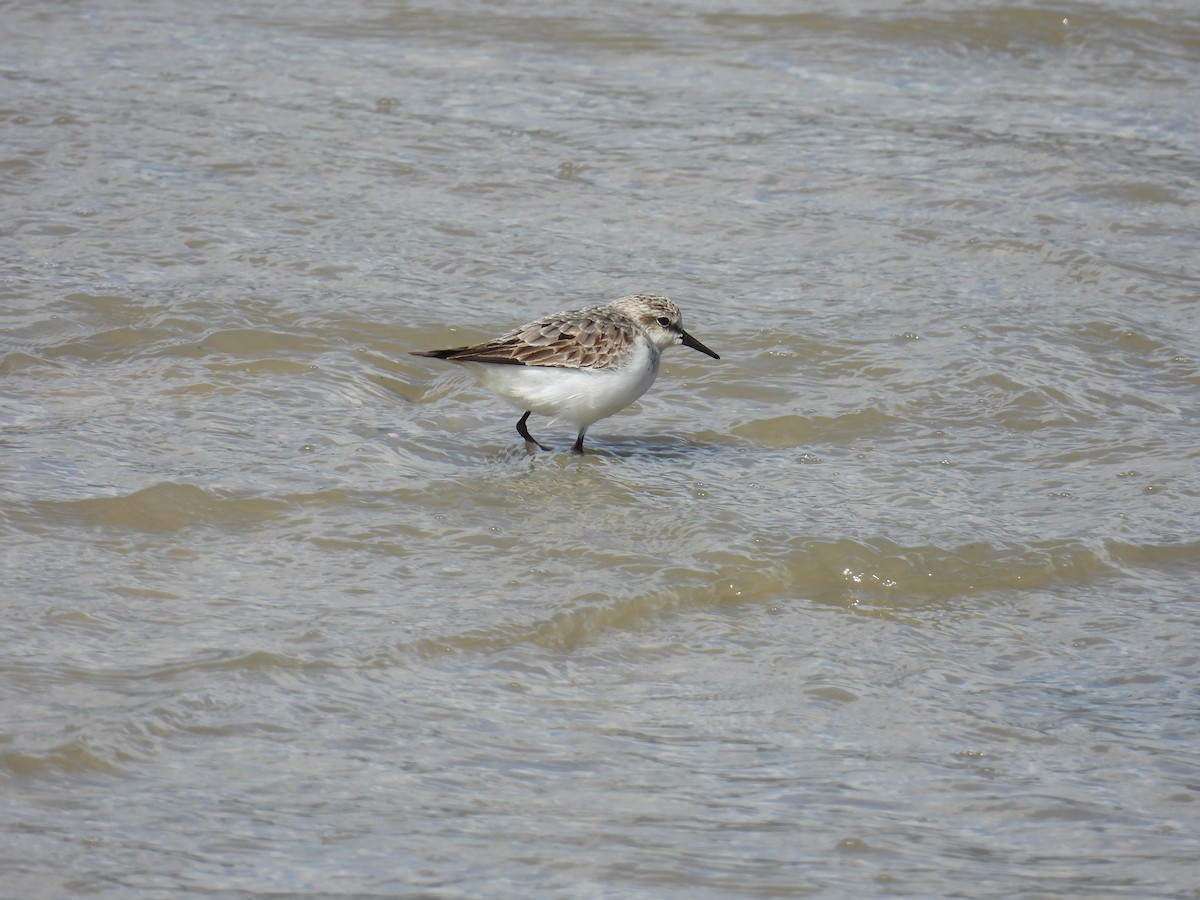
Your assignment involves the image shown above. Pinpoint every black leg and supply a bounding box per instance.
[572,428,587,454]
[516,411,550,451]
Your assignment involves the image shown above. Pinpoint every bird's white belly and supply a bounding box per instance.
[459,341,660,428]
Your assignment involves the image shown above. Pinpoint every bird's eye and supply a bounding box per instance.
[657,316,671,327]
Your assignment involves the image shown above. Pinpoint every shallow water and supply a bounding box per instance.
[3,0,1200,896]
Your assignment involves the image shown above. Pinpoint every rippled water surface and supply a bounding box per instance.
[3,0,1199,896]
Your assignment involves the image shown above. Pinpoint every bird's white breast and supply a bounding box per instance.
[458,340,661,428]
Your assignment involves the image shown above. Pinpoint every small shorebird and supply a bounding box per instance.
[412,293,720,452]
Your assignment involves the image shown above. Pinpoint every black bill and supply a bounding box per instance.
[680,329,720,360]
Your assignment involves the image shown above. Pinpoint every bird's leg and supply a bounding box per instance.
[516,411,550,451]
[572,427,587,454]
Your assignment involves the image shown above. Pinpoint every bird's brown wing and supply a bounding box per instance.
[412,305,636,370]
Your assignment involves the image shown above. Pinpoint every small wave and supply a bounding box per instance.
[731,409,903,448]
[387,536,1132,657]
[43,482,290,533]
[1106,537,1200,569]
[0,744,125,781]
[0,651,336,783]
